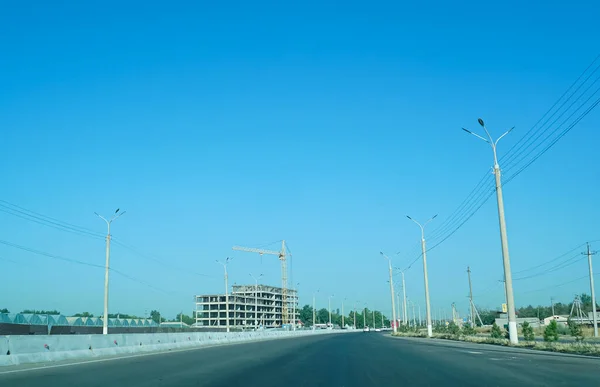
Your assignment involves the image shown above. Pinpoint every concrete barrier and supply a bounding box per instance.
[0,329,353,367]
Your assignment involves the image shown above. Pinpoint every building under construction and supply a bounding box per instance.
[194,284,298,329]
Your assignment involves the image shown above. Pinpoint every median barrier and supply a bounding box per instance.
[0,329,353,366]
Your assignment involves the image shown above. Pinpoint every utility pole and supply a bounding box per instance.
[342,298,346,329]
[363,305,367,328]
[463,118,518,345]
[402,272,408,325]
[584,243,598,337]
[250,273,263,330]
[95,208,125,335]
[353,302,357,329]
[372,310,375,329]
[407,215,437,337]
[312,290,319,330]
[293,282,299,331]
[412,301,416,327]
[381,252,398,333]
[328,294,334,327]
[381,313,384,328]
[467,267,475,326]
[551,297,555,316]
[216,258,232,333]
[417,302,422,326]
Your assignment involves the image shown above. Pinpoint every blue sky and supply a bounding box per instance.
[1,1,599,320]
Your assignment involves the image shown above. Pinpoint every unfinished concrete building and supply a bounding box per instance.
[194,284,298,329]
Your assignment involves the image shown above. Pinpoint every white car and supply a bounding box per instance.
[363,326,370,332]
[375,328,381,332]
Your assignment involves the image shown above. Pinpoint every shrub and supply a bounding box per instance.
[544,320,559,342]
[567,318,584,342]
[462,323,476,336]
[448,321,460,336]
[491,322,503,339]
[522,321,535,341]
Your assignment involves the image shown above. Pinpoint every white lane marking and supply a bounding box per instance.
[466,351,483,354]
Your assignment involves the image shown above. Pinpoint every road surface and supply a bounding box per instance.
[1,332,599,386]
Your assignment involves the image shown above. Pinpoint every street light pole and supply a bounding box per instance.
[328,294,334,327]
[250,273,263,330]
[363,305,367,328]
[312,290,319,330]
[95,208,125,335]
[381,252,398,333]
[342,298,346,329]
[407,214,437,337]
[353,302,357,329]
[463,118,518,344]
[217,258,232,333]
[293,282,300,331]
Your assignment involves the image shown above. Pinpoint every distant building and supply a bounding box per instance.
[194,284,298,329]
[542,315,569,327]
[494,312,541,328]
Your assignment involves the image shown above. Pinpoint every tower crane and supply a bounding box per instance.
[232,240,289,325]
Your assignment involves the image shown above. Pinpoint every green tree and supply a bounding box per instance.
[175,313,195,326]
[0,308,9,313]
[447,321,460,335]
[21,309,60,315]
[462,323,476,336]
[490,322,503,339]
[567,318,584,341]
[522,321,534,341]
[150,310,166,324]
[73,312,94,317]
[543,320,559,342]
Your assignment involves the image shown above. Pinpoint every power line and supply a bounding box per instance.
[503,95,600,185]
[512,243,587,275]
[518,274,597,295]
[0,202,104,240]
[403,55,600,267]
[500,54,600,168]
[111,239,214,278]
[513,253,583,281]
[0,239,103,269]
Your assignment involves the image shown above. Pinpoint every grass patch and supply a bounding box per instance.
[391,331,600,357]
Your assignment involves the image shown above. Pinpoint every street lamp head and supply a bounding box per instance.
[478,118,485,127]
[379,251,383,255]
[432,214,438,220]
[115,208,120,214]
[406,215,412,220]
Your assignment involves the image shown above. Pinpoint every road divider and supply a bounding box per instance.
[1,329,355,367]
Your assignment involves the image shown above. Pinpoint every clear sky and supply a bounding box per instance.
[1,1,599,320]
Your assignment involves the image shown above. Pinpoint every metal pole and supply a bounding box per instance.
[353,303,356,329]
[551,297,555,316]
[463,119,517,344]
[95,209,124,336]
[418,303,422,326]
[342,298,345,329]
[293,283,299,331]
[467,267,475,326]
[363,306,366,328]
[407,215,436,337]
[328,295,333,327]
[402,271,408,325]
[586,243,598,337]
[217,258,231,333]
[103,222,111,335]
[312,289,319,330]
[372,310,375,329]
[381,253,398,333]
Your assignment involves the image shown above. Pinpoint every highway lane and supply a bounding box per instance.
[1,332,600,386]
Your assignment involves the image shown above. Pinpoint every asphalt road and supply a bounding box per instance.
[1,332,600,386]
